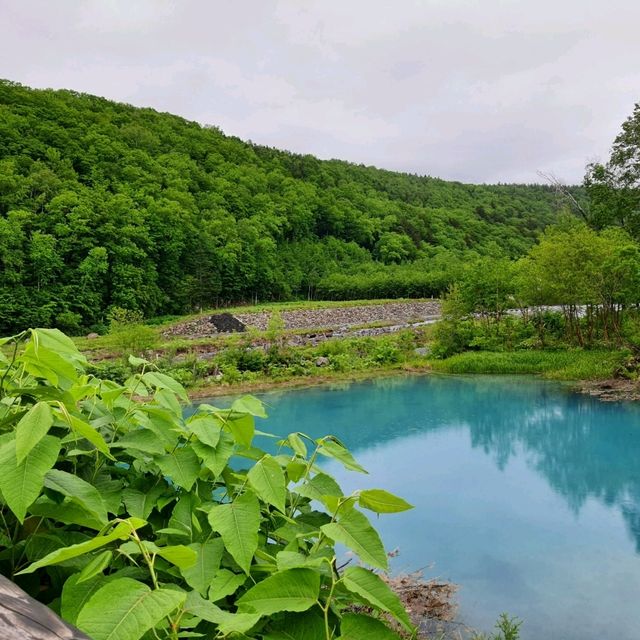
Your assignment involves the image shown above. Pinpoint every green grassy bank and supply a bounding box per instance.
[430,349,627,380]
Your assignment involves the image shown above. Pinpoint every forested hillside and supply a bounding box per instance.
[0,80,572,333]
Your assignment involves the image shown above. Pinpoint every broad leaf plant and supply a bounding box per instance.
[0,329,415,640]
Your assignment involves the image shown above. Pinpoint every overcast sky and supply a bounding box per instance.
[1,0,639,184]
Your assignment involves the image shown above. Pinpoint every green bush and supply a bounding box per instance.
[55,310,83,335]
[106,307,159,357]
[0,329,416,639]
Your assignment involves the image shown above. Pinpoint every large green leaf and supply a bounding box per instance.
[262,609,326,640]
[237,568,320,616]
[155,544,197,569]
[93,475,124,513]
[155,447,200,491]
[275,550,330,572]
[112,429,166,456]
[33,328,86,365]
[225,413,255,447]
[15,401,53,463]
[186,413,221,448]
[185,591,260,635]
[230,395,268,418]
[297,472,343,502]
[154,387,182,417]
[30,497,105,530]
[247,454,286,513]
[142,371,188,402]
[317,438,367,474]
[0,434,60,522]
[192,433,234,478]
[321,509,388,570]
[62,574,110,625]
[17,521,134,574]
[208,491,260,574]
[76,577,185,640]
[22,342,78,385]
[286,432,308,458]
[166,493,199,540]
[76,550,113,583]
[137,407,179,449]
[208,568,246,601]
[181,539,224,594]
[122,486,165,520]
[341,567,413,633]
[63,412,112,457]
[44,468,108,525]
[358,489,413,514]
[338,612,402,639]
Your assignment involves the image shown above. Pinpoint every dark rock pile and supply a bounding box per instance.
[163,313,246,338]
[209,313,246,333]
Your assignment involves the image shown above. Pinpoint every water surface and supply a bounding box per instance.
[215,375,640,639]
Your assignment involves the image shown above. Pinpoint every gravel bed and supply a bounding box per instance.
[165,301,441,339]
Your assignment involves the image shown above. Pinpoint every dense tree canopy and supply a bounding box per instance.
[0,80,572,333]
[585,102,640,238]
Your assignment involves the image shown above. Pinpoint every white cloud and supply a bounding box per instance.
[0,0,638,183]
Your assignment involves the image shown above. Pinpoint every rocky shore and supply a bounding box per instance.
[579,378,640,402]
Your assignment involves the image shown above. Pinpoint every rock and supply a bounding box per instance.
[315,356,330,367]
[414,347,431,356]
[209,313,246,333]
[86,332,100,339]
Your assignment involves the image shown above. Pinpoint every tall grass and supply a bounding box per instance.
[430,350,626,380]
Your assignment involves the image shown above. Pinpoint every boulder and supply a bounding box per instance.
[209,313,246,333]
[315,356,330,367]
[86,332,100,339]
[414,347,431,356]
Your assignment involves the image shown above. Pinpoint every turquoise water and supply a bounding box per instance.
[212,375,640,639]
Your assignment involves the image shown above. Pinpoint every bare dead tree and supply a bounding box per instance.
[537,170,589,221]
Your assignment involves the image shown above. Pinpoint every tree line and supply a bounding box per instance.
[0,80,571,333]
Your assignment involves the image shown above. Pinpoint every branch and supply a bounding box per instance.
[537,170,589,221]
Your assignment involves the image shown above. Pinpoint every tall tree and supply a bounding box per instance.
[585,103,640,237]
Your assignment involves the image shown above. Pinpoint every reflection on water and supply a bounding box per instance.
[208,375,640,640]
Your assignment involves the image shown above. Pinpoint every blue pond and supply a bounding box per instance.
[212,374,640,639]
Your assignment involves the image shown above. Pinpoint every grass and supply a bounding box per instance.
[430,349,627,380]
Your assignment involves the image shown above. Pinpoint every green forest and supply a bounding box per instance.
[0,79,581,334]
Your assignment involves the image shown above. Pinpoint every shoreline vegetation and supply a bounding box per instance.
[74,214,640,404]
[74,297,633,403]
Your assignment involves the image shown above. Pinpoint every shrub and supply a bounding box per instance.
[55,310,83,335]
[0,329,415,640]
[106,307,158,356]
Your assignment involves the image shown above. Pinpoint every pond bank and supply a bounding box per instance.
[187,348,632,402]
[580,378,640,402]
[188,363,431,398]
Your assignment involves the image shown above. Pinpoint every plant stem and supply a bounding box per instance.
[321,563,337,640]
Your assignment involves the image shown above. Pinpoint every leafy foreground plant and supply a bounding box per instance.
[0,329,415,640]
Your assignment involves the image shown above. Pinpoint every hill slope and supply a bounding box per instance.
[0,80,573,333]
